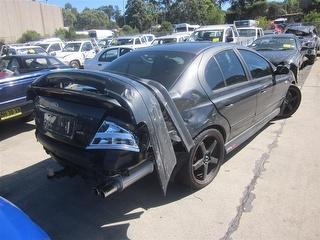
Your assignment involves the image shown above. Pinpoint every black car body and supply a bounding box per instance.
[285,25,319,63]
[0,55,69,122]
[28,43,300,197]
[249,34,306,82]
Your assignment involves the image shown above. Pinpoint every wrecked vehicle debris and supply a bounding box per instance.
[27,43,301,197]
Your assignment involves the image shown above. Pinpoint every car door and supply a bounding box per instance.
[203,49,259,140]
[237,49,278,121]
[96,48,119,70]
[81,42,95,59]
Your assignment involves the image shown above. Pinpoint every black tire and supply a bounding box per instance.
[70,60,80,69]
[279,85,301,118]
[179,129,225,190]
[20,113,34,122]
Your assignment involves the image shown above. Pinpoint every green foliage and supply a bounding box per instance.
[77,9,109,30]
[125,0,152,32]
[62,8,77,27]
[120,25,139,35]
[168,0,225,24]
[256,16,270,29]
[159,21,173,32]
[54,27,80,41]
[304,10,320,22]
[18,30,41,43]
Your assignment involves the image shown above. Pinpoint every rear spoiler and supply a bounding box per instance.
[28,70,194,193]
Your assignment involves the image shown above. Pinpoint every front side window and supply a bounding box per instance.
[24,57,49,68]
[119,48,132,56]
[81,42,93,52]
[239,50,272,79]
[99,49,118,62]
[49,43,61,52]
[205,57,225,91]
[135,38,141,45]
[215,50,247,86]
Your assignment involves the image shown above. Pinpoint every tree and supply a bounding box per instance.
[168,0,225,24]
[256,16,270,29]
[18,30,41,43]
[159,20,173,32]
[304,10,320,22]
[125,0,153,31]
[63,3,78,27]
[77,9,109,30]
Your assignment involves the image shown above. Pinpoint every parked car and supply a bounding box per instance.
[141,34,156,45]
[237,27,264,45]
[284,25,319,64]
[84,46,134,71]
[0,45,48,57]
[34,38,64,55]
[152,33,189,45]
[28,43,301,197]
[112,36,147,48]
[0,197,50,240]
[0,55,69,122]
[188,24,251,45]
[55,41,96,68]
[249,34,307,82]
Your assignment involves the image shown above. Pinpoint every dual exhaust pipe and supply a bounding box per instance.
[94,161,154,198]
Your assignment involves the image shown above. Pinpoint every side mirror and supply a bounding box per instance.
[226,36,234,42]
[274,65,290,75]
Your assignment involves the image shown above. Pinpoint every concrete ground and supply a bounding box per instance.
[0,62,319,240]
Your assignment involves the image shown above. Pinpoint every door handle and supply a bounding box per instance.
[225,103,234,108]
[98,63,102,66]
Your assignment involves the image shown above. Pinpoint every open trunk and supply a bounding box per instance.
[28,70,194,194]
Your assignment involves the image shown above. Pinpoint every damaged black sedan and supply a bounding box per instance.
[27,43,301,197]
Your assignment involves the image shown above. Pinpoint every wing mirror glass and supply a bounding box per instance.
[274,65,290,75]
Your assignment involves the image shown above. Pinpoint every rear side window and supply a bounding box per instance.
[205,57,225,90]
[135,38,141,45]
[120,48,132,56]
[239,50,272,79]
[215,50,247,86]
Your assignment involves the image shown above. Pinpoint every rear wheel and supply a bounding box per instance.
[179,129,225,189]
[280,85,301,118]
[70,60,80,69]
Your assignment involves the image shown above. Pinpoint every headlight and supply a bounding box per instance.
[86,121,139,152]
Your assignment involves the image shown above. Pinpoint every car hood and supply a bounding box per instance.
[0,197,50,240]
[257,50,296,65]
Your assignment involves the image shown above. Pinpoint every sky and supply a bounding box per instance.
[42,0,230,12]
[43,0,127,12]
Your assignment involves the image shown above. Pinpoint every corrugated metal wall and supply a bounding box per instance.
[0,0,63,43]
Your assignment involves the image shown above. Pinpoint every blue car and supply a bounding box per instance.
[0,55,69,122]
[0,197,50,240]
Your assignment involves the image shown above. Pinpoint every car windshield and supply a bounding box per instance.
[36,44,49,50]
[63,43,81,52]
[152,38,177,45]
[105,50,195,88]
[189,30,224,42]
[113,38,134,46]
[251,37,297,51]
[238,29,256,37]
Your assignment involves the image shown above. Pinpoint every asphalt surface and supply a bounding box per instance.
[0,61,318,240]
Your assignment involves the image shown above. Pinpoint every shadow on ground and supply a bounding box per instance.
[0,120,35,141]
[0,121,279,240]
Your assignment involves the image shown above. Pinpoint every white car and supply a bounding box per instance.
[152,33,189,45]
[55,41,96,68]
[112,36,147,48]
[35,40,64,55]
[141,34,156,45]
[84,46,134,71]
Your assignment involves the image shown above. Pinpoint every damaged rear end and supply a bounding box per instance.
[27,70,193,197]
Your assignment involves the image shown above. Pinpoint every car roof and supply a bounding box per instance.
[66,41,89,44]
[10,46,43,50]
[3,54,53,59]
[105,45,134,50]
[258,33,298,39]
[117,36,138,39]
[196,24,234,31]
[286,25,315,33]
[135,42,239,55]
[156,35,181,39]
